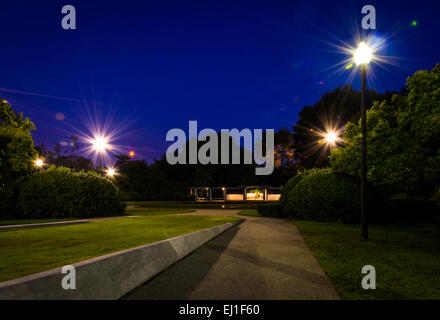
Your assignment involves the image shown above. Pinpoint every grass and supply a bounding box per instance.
[125,207,196,216]
[294,220,440,299]
[237,210,262,217]
[0,215,239,282]
[0,207,194,227]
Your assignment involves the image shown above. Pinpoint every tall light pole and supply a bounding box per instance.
[353,41,372,240]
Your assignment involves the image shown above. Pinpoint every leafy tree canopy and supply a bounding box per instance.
[0,99,37,185]
[330,63,440,196]
[293,85,393,168]
[0,99,35,131]
[0,99,38,216]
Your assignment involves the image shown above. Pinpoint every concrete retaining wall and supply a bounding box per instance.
[0,221,238,300]
[0,220,89,231]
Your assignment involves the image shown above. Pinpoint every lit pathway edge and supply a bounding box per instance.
[0,220,90,231]
[0,220,242,300]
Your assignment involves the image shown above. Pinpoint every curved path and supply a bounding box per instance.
[125,209,339,300]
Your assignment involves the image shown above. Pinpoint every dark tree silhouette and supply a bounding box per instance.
[292,85,394,168]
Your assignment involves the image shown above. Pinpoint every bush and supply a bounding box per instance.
[0,178,27,219]
[0,122,38,218]
[280,171,313,216]
[282,168,360,223]
[434,188,440,207]
[0,186,19,219]
[383,198,440,223]
[257,203,285,218]
[19,166,126,219]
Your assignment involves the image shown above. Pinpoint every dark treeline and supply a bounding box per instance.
[111,85,394,201]
[114,131,300,201]
[36,135,94,171]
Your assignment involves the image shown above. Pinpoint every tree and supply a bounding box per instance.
[330,63,440,197]
[0,99,38,216]
[114,129,302,201]
[293,85,389,168]
[37,135,94,171]
[273,127,301,176]
[49,155,94,171]
[114,155,154,200]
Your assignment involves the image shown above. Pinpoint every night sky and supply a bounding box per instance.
[1,0,439,164]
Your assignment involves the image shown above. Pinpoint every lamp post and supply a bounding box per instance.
[353,41,372,240]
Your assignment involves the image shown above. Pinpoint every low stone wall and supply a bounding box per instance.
[0,221,239,300]
[0,220,89,231]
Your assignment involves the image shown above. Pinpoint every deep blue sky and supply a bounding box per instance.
[1,0,439,164]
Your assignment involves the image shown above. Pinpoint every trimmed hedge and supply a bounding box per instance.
[280,170,313,216]
[257,203,285,218]
[435,188,440,206]
[282,168,360,223]
[0,186,19,219]
[382,198,440,223]
[19,166,126,219]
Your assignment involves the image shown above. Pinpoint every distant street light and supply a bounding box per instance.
[353,41,373,240]
[34,158,44,168]
[106,168,117,178]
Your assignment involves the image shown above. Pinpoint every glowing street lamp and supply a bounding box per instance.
[324,131,338,144]
[353,41,373,240]
[92,135,109,168]
[353,42,372,66]
[34,158,44,168]
[106,167,117,178]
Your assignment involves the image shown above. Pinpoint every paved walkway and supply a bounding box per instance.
[125,209,339,300]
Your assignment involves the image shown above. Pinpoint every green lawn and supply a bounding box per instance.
[125,207,195,215]
[0,215,239,282]
[0,208,193,227]
[294,220,440,299]
[237,210,262,217]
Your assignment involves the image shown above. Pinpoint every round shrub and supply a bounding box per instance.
[283,168,360,223]
[19,166,125,219]
[280,170,313,217]
[434,187,440,207]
